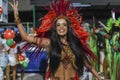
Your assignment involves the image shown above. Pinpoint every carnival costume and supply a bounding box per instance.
[0,39,9,69]
[0,38,9,80]
[29,0,98,59]
[8,47,18,66]
[19,0,98,80]
[97,17,120,80]
[108,18,120,80]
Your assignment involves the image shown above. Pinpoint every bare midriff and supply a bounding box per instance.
[51,45,77,80]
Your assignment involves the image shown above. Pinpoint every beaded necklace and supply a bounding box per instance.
[61,44,77,69]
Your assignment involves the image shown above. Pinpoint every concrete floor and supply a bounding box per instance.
[17,73,44,80]
[3,72,110,80]
[3,73,44,80]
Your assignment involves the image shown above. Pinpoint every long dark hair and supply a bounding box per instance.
[48,18,85,75]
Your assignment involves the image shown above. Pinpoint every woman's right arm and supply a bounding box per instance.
[9,0,37,43]
[9,0,51,52]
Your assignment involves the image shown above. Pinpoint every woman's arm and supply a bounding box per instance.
[85,62,102,80]
[9,0,51,51]
[91,67,102,80]
[9,0,37,44]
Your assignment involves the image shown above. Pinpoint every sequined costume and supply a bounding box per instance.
[50,45,78,80]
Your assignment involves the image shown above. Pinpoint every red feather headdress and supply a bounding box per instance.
[36,0,97,60]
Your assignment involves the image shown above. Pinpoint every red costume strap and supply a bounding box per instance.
[46,69,50,80]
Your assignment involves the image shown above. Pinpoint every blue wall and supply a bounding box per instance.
[19,50,48,73]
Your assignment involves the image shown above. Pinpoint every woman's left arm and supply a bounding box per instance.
[90,67,102,80]
[85,62,102,80]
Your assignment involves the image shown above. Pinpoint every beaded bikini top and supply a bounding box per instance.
[61,45,77,69]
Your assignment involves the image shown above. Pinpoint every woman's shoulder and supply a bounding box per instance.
[40,37,51,48]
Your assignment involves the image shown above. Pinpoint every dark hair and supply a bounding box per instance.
[48,18,85,75]
[17,46,22,54]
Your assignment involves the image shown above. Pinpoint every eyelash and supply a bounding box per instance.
[56,24,67,26]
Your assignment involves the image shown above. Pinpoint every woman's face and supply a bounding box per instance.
[56,19,68,36]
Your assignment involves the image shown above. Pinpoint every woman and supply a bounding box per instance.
[6,47,18,80]
[0,38,9,80]
[16,46,25,80]
[9,0,101,80]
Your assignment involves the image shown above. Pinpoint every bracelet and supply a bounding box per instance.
[98,30,105,35]
[33,36,38,44]
[14,17,21,25]
[87,65,92,72]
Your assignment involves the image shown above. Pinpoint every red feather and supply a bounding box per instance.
[36,11,56,33]
[36,0,97,61]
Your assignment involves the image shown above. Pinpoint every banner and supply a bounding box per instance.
[0,0,8,23]
[24,49,47,73]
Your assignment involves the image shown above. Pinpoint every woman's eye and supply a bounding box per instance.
[56,23,67,26]
[56,24,60,26]
[63,23,67,26]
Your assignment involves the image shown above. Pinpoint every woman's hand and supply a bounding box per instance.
[9,0,19,20]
